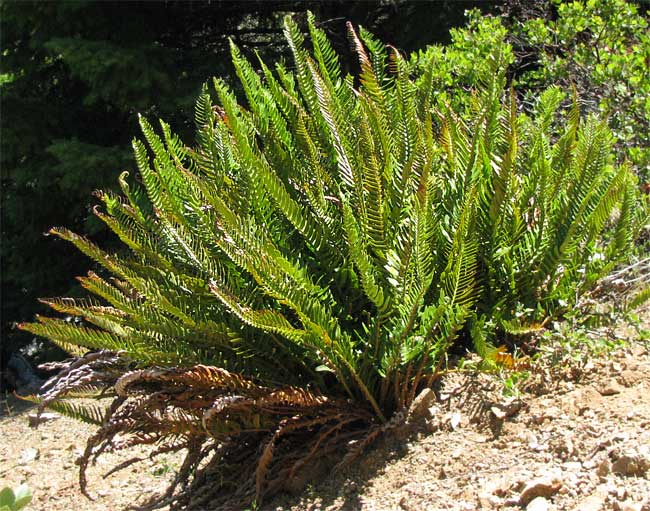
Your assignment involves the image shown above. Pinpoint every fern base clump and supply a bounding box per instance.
[19,10,646,510]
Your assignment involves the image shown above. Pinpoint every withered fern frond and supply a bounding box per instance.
[32,352,372,510]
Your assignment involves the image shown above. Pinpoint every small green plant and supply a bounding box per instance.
[0,484,32,511]
[500,370,530,398]
[151,461,175,478]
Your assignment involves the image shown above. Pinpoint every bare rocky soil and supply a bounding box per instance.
[1,322,649,511]
[274,341,650,511]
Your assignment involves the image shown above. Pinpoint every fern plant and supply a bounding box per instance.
[20,13,643,510]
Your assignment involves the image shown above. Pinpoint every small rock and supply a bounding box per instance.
[598,379,624,396]
[527,497,550,511]
[553,435,575,459]
[617,502,643,511]
[19,447,39,464]
[459,501,477,511]
[478,491,495,508]
[519,477,563,506]
[612,432,630,442]
[491,398,525,421]
[408,388,436,421]
[450,411,462,430]
[525,432,539,448]
[485,476,512,497]
[563,462,583,472]
[491,406,508,420]
[573,493,607,511]
[614,487,627,500]
[622,360,639,371]
[597,459,612,478]
[611,451,650,477]
[629,345,647,357]
[28,411,61,427]
[609,361,623,373]
[399,496,416,511]
[574,387,602,415]
[620,370,643,387]
[545,406,562,419]
[583,459,597,470]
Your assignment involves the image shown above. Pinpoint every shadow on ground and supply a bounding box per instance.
[0,392,35,421]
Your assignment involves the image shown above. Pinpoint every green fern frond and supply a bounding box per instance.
[20,395,108,426]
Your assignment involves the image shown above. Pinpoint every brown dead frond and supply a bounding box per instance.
[33,352,376,510]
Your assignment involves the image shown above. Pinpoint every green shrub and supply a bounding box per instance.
[20,13,643,509]
[411,1,649,181]
[516,0,650,181]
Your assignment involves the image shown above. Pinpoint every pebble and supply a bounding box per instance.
[478,491,500,508]
[572,493,606,511]
[399,496,416,510]
[630,345,647,357]
[518,477,563,506]
[597,459,612,478]
[613,487,628,500]
[620,370,643,387]
[408,388,436,421]
[574,387,602,415]
[527,496,550,511]
[564,462,583,472]
[583,459,597,470]
[611,451,650,477]
[19,447,39,464]
[28,412,60,427]
[450,411,462,430]
[614,502,643,511]
[609,362,623,373]
[598,379,624,396]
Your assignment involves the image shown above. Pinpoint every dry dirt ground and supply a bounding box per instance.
[1,319,649,511]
